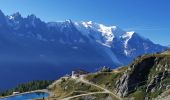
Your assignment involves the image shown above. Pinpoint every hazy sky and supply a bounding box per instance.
[0,0,169,46]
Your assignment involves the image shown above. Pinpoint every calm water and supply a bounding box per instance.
[0,92,49,100]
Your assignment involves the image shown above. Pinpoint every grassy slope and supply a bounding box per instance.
[48,50,170,100]
[85,72,123,92]
[70,93,118,100]
[48,77,103,99]
[84,51,170,100]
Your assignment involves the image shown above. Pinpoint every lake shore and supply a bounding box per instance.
[0,89,51,99]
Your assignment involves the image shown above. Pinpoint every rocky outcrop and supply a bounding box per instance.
[154,89,170,100]
[116,56,156,97]
[115,54,170,98]
[146,71,168,93]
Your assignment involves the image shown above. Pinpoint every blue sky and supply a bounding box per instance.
[0,0,169,46]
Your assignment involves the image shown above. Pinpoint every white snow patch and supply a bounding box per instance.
[98,24,115,44]
[81,21,93,28]
[122,31,135,55]
[74,22,90,37]
[9,16,14,20]
[74,21,118,46]
[123,31,134,48]
[74,21,136,56]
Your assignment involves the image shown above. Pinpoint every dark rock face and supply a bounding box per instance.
[116,55,170,97]
[116,57,156,97]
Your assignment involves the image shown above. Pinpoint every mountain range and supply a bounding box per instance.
[0,10,167,90]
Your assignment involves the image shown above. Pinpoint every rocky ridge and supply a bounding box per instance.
[116,50,170,99]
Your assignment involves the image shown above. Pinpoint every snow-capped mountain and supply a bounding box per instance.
[74,21,166,64]
[0,10,167,67]
[0,10,167,90]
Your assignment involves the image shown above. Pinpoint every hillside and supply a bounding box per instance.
[116,51,170,99]
[47,50,170,100]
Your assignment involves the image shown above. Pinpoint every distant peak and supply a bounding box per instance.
[27,14,37,19]
[86,21,93,25]
[99,23,117,29]
[0,9,5,16]
[0,9,3,14]
[81,21,95,28]
[9,12,22,20]
[0,9,7,24]
[12,12,21,17]
[127,31,135,35]
[65,19,72,23]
